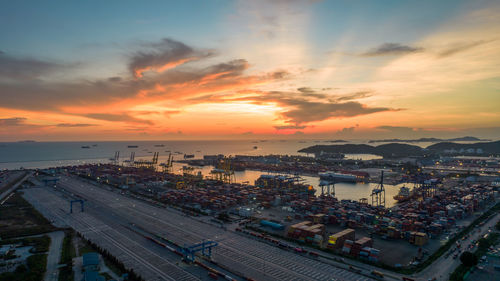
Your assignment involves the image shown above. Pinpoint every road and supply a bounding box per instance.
[413,212,500,281]
[44,231,65,281]
[0,171,30,202]
[25,175,373,281]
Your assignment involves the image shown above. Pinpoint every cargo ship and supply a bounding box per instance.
[393,186,413,203]
[128,145,138,148]
[318,172,357,183]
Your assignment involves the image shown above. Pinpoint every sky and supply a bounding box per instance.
[0,0,499,141]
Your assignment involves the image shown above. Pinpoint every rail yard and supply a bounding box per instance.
[21,174,375,281]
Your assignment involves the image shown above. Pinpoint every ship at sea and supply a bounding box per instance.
[81,146,90,149]
[393,185,413,203]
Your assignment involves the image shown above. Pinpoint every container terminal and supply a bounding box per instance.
[2,150,500,281]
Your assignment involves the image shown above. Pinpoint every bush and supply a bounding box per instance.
[459,251,478,267]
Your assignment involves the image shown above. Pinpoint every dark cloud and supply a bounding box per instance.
[129,38,212,77]
[56,123,97,127]
[224,90,395,124]
[437,40,491,58]
[0,117,28,126]
[0,52,67,80]
[85,113,153,125]
[360,43,423,57]
[338,126,356,134]
[274,124,308,130]
[202,59,249,78]
[281,100,391,124]
[0,79,146,111]
[376,126,416,133]
[270,70,289,79]
[334,91,372,102]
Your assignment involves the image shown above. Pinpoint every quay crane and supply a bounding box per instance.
[123,152,135,166]
[133,152,159,169]
[109,151,120,165]
[319,179,335,197]
[210,156,236,183]
[159,153,173,173]
[371,171,385,207]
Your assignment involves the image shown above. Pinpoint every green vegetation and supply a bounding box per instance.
[459,251,478,267]
[450,232,499,281]
[0,254,47,281]
[0,235,51,253]
[58,230,75,281]
[0,192,56,239]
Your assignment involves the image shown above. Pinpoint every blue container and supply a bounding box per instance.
[260,220,284,230]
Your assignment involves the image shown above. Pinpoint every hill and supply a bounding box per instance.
[298,140,500,158]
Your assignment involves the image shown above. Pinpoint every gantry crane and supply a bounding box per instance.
[371,171,385,207]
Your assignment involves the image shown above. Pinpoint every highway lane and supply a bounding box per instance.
[22,187,200,281]
[56,175,372,281]
[44,231,64,281]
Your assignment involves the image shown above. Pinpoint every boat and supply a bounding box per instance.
[318,172,357,183]
[393,186,412,203]
[128,145,138,148]
[184,154,195,159]
[154,144,165,147]
[81,146,91,149]
[92,144,98,147]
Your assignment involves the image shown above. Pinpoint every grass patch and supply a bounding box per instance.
[0,253,47,281]
[0,192,56,239]
[58,230,75,281]
[0,235,51,253]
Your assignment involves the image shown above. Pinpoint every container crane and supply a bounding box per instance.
[371,171,385,207]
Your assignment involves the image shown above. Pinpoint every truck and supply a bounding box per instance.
[371,270,384,278]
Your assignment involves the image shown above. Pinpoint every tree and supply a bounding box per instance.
[460,251,478,267]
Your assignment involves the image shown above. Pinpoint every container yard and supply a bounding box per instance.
[42,159,499,272]
[7,145,496,281]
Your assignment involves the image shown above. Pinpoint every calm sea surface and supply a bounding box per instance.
[0,140,431,207]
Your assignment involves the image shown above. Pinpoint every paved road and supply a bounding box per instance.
[44,231,65,281]
[51,175,373,281]
[0,171,30,202]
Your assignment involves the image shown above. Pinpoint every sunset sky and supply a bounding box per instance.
[1,0,499,141]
